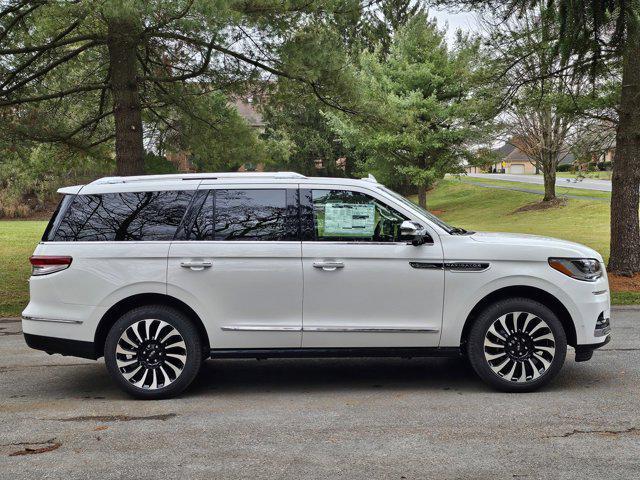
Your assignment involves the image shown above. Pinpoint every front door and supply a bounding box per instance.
[300,187,445,348]
[167,185,302,349]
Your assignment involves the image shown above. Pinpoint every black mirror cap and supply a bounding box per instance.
[410,232,433,246]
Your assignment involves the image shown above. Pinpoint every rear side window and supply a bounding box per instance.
[53,191,194,241]
[184,189,298,241]
[42,194,75,241]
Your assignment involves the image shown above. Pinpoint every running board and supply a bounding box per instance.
[209,347,461,360]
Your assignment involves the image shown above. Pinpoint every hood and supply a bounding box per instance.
[469,231,603,262]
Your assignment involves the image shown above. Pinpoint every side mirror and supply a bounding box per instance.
[400,220,432,246]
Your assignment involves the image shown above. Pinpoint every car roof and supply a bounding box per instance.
[59,172,382,194]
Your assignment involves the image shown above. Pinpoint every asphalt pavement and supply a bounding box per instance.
[466,173,613,192]
[0,309,639,479]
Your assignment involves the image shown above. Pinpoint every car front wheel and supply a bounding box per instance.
[104,305,202,399]
[467,298,567,392]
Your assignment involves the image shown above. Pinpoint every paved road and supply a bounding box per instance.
[466,173,613,192]
[1,311,639,480]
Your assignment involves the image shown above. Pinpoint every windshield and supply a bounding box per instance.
[379,186,456,234]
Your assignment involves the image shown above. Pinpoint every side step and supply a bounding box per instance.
[210,347,461,360]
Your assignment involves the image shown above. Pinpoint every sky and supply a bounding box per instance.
[429,7,479,41]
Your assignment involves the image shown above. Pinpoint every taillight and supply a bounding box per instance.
[29,256,72,276]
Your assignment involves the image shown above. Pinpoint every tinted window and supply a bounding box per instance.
[183,190,213,241]
[301,189,407,242]
[213,189,293,241]
[53,190,194,241]
[42,194,74,241]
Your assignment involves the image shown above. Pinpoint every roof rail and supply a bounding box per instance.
[361,173,378,183]
[90,171,306,185]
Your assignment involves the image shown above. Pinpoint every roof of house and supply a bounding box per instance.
[496,140,576,166]
[231,98,265,128]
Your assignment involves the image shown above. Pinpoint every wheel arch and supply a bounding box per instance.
[459,285,577,350]
[94,293,209,358]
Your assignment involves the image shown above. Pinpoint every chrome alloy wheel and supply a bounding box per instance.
[483,312,556,383]
[115,319,187,390]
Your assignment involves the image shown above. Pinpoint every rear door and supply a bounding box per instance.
[167,184,303,349]
[300,186,445,348]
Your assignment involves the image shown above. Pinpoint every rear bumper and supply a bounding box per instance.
[23,333,98,360]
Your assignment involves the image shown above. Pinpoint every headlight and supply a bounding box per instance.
[548,258,603,282]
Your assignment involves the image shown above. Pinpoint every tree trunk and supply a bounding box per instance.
[542,160,556,202]
[418,185,427,209]
[608,21,640,275]
[107,18,144,176]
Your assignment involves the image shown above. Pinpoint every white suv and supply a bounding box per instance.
[23,172,611,398]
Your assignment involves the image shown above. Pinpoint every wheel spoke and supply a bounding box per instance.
[533,353,551,370]
[123,329,140,348]
[488,324,506,342]
[116,357,139,368]
[154,321,168,339]
[164,339,186,350]
[133,368,150,388]
[490,357,511,374]
[485,351,507,361]
[528,321,547,336]
[484,338,504,349]
[504,360,517,381]
[498,315,512,335]
[512,312,521,332]
[532,332,554,342]
[116,343,137,355]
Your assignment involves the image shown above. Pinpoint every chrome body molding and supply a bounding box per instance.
[302,326,439,333]
[221,325,302,332]
[22,316,83,325]
[221,325,439,333]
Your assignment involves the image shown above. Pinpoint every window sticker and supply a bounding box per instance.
[324,203,376,237]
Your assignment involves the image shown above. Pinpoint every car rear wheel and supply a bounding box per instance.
[104,305,202,399]
[467,298,567,392]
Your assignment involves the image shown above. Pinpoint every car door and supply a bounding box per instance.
[167,184,302,350]
[300,185,445,348]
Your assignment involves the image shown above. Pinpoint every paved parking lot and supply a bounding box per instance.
[1,308,639,480]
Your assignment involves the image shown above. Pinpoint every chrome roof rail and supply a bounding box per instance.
[90,172,306,185]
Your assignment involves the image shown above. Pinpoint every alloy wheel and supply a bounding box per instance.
[483,311,556,383]
[115,319,187,390]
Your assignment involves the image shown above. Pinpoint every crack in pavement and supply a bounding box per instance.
[53,413,177,422]
[1,438,62,457]
[549,427,638,438]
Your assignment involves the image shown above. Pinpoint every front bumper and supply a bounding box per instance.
[574,335,611,362]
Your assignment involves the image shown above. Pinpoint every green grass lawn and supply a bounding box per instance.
[0,220,47,317]
[459,175,612,200]
[0,181,636,318]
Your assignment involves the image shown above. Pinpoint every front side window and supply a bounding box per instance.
[184,188,298,241]
[301,189,407,242]
[53,190,194,241]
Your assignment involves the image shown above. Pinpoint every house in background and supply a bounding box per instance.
[466,139,574,175]
[167,96,267,173]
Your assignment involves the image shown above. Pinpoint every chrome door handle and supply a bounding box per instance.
[313,261,345,271]
[180,260,212,271]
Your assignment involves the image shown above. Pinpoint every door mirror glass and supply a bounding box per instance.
[400,221,432,246]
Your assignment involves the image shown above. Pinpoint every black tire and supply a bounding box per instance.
[467,297,567,392]
[104,305,202,399]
